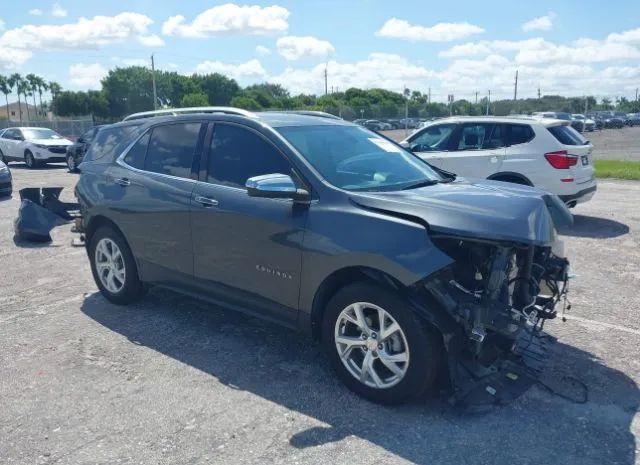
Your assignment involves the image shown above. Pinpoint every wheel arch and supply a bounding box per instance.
[85,215,127,247]
[487,171,533,186]
[308,266,406,341]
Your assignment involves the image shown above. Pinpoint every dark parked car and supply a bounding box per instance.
[0,159,11,197]
[66,125,106,172]
[75,107,573,406]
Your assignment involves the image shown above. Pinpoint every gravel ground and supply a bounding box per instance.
[382,125,640,160]
[1,164,639,465]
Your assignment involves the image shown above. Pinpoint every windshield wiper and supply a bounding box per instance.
[401,179,440,190]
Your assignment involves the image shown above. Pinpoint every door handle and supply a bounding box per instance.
[195,195,219,207]
[115,177,130,187]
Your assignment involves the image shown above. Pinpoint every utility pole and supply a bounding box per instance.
[475,91,478,104]
[324,64,328,96]
[403,85,409,136]
[636,88,639,102]
[151,53,157,110]
[513,70,518,101]
[428,87,431,104]
[537,85,541,99]
[486,90,491,115]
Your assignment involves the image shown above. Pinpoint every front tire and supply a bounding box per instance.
[322,282,441,404]
[24,151,37,169]
[89,225,145,305]
[67,154,78,172]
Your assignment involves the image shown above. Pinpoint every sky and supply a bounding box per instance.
[1,0,639,103]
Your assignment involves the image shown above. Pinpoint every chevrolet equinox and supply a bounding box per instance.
[76,108,573,406]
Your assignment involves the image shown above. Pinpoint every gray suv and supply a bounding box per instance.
[76,108,573,406]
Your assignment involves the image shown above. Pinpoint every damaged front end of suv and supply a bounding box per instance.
[351,182,574,407]
[416,234,570,407]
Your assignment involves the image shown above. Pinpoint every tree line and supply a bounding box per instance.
[3,66,640,121]
[0,73,61,121]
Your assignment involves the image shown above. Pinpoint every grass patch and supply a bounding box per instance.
[594,160,640,180]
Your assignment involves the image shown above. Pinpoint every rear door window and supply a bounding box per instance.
[450,123,502,151]
[123,132,150,169]
[84,123,143,162]
[144,123,202,179]
[507,124,534,145]
[547,125,587,146]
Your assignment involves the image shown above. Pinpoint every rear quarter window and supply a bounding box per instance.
[83,123,143,163]
[547,125,587,146]
[507,124,534,145]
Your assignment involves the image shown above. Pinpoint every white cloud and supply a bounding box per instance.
[29,9,43,16]
[276,36,334,60]
[51,3,68,18]
[0,47,32,70]
[138,34,164,47]
[522,12,556,32]
[194,59,268,81]
[0,13,162,52]
[0,19,4,31]
[162,4,289,37]
[255,45,271,56]
[68,63,107,90]
[272,53,434,94]
[439,29,640,66]
[376,18,484,42]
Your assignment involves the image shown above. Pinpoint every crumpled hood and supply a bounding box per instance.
[349,178,573,245]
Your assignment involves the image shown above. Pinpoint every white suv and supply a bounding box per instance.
[400,116,596,207]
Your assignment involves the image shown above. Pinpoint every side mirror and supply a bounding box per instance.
[246,173,309,201]
[399,141,412,151]
[77,138,85,143]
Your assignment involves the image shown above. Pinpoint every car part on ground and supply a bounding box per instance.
[76,107,576,407]
[14,187,79,242]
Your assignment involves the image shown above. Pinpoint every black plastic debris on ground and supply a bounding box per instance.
[14,187,80,242]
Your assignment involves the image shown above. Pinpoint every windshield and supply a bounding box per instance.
[277,125,442,191]
[22,128,63,140]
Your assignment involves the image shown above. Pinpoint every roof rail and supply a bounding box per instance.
[122,106,256,121]
[271,110,342,120]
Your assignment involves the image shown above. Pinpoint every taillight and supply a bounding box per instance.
[544,150,578,169]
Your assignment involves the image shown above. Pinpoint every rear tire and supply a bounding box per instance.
[24,151,37,169]
[322,282,441,404]
[89,225,145,305]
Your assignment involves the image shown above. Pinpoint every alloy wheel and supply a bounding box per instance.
[334,302,410,389]
[67,155,76,172]
[95,238,126,293]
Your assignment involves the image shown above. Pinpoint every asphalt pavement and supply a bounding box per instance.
[1,164,638,464]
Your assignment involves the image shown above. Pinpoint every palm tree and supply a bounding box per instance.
[0,75,10,121]
[35,77,48,117]
[49,81,62,115]
[8,73,22,122]
[18,78,31,122]
[26,74,39,119]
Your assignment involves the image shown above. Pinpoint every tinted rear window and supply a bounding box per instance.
[84,124,143,163]
[547,125,587,146]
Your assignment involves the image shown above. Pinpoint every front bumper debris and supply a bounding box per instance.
[449,328,556,409]
[14,187,80,242]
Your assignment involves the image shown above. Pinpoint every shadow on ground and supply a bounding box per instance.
[7,162,67,171]
[82,289,638,465]
[560,214,630,239]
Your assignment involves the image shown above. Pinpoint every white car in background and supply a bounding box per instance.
[0,127,73,169]
[401,116,596,207]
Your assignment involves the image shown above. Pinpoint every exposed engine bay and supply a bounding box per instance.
[411,235,571,408]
